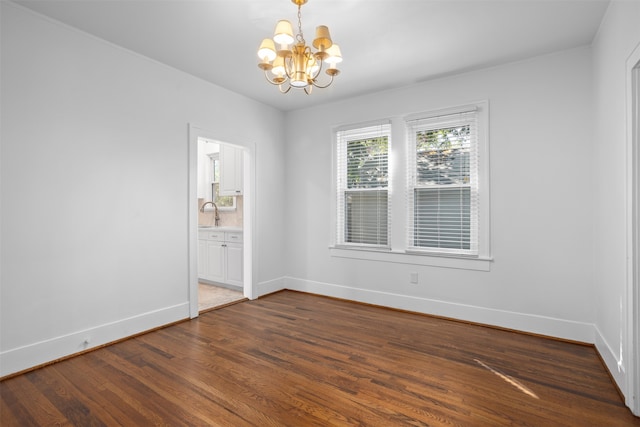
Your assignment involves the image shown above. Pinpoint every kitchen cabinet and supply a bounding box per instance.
[198,230,243,287]
[225,242,243,285]
[219,144,243,196]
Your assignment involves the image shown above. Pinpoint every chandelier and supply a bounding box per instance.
[257,0,342,94]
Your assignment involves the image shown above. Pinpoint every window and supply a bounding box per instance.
[336,122,391,248]
[331,102,489,269]
[406,104,486,257]
[208,153,236,210]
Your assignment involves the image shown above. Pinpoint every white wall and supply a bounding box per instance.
[3,1,638,412]
[0,3,286,376]
[592,0,640,411]
[284,46,595,342]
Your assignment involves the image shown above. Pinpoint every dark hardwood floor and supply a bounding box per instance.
[2,290,639,426]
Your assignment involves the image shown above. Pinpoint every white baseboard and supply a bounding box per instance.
[257,277,286,297]
[2,278,599,378]
[284,277,595,343]
[595,325,627,397]
[0,302,189,378]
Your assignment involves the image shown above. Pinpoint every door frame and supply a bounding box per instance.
[188,124,256,318]
[626,43,640,416]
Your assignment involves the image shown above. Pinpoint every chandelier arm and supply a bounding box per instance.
[278,83,292,94]
[283,56,294,81]
[308,54,324,80]
[263,70,288,86]
[311,74,335,89]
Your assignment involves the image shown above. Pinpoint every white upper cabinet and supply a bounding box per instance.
[219,144,243,196]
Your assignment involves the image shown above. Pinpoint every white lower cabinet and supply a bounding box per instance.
[205,240,226,283]
[225,243,243,286]
[198,230,243,287]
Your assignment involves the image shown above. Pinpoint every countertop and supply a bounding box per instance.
[198,225,243,232]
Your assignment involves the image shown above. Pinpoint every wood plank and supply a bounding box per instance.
[1,290,639,426]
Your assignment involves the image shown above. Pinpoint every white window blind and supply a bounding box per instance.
[336,122,391,248]
[406,110,479,255]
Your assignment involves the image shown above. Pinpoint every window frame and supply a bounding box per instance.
[333,120,392,250]
[206,153,237,211]
[330,102,491,271]
[405,105,484,257]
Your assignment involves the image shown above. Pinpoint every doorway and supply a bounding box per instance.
[188,125,254,318]
[196,137,246,312]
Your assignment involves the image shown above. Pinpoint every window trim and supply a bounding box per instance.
[329,246,492,271]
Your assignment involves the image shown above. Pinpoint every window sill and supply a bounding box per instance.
[329,246,492,271]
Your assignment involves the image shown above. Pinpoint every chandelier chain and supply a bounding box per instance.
[296,5,305,44]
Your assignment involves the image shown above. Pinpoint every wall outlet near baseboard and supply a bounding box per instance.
[410,272,418,284]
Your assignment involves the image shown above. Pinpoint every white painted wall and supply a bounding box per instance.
[3,1,638,413]
[284,46,595,342]
[592,0,640,411]
[0,3,285,376]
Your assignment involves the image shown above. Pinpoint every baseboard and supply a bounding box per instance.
[284,277,595,343]
[0,302,189,378]
[595,325,627,399]
[257,277,286,297]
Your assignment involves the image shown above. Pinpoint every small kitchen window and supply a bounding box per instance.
[208,153,236,210]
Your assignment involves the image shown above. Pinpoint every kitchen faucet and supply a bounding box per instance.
[200,201,219,226]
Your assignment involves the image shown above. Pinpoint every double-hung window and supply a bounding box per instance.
[332,102,489,269]
[335,122,391,248]
[406,105,485,256]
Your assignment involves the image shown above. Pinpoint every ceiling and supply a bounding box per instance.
[12,0,610,112]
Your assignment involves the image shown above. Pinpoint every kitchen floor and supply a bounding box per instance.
[198,283,246,312]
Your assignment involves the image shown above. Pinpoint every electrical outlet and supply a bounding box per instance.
[410,272,418,284]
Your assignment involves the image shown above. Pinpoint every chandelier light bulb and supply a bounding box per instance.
[325,44,343,64]
[273,20,294,47]
[257,39,277,62]
[271,56,286,77]
[307,56,319,78]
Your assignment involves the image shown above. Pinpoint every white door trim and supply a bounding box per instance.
[187,124,256,318]
[626,42,640,416]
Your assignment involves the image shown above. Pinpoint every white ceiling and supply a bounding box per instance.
[12,0,610,112]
